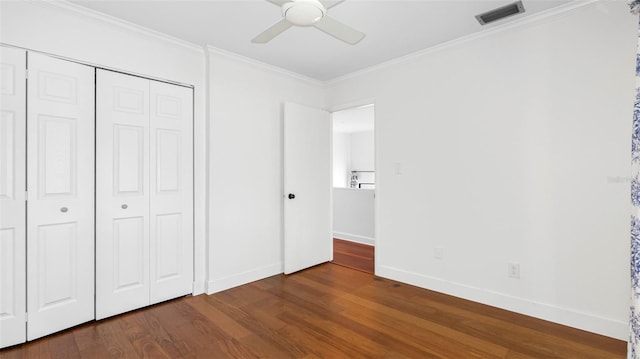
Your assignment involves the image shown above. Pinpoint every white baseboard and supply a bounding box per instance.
[206,262,282,294]
[377,265,628,341]
[333,232,375,246]
[192,280,206,296]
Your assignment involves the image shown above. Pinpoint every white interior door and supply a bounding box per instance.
[26,53,95,340]
[96,69,150,319]
[149,80,193,304]
[0,47,27,348]
[283,102,332,274]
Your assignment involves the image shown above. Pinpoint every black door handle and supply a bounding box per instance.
[288,193,295,199]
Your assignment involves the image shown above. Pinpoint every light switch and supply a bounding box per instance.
[394,162,402,175]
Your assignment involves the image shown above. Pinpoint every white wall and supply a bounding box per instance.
[0,0,209,294]
[350,131,375,171]
[333,132,351,187]
[207,48,325,292]
[326,1,635,340]
[333,130,375,187]
[333,188,375,245]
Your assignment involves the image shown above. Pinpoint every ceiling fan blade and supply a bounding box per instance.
[324,0,346,10]
[252,20,293,44]
[266,0,290,6]
[313,16,365,45]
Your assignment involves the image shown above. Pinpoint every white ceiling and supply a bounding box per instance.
[67,0,574,81]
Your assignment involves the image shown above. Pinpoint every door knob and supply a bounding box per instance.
[121,204,128,209]
[288,193,295,199]
[60,207,68,213]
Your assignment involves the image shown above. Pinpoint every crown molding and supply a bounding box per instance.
[31,0,204,54]
[206,45,324,87]
[23,0,604,87]
[325,0,601,87]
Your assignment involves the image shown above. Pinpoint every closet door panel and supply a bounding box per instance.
[0,47,26,348]
[26,53,95,341]
[149,81,193,304]
[96,70,150,319]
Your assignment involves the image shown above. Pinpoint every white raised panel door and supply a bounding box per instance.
[26,53,95,340]
[149,81,193,303]
[283,102,332,274]
[96,69,150,319]
[0,47,26,348]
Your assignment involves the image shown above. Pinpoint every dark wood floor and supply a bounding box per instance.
[1,263,626,358]
[332,238,374,273]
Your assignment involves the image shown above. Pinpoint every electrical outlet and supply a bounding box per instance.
[434,247,444,260]
[508,262,520,279]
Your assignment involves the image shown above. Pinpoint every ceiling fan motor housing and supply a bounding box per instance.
[282,0,326,26]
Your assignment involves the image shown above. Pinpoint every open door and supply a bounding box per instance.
[283,102,332,274]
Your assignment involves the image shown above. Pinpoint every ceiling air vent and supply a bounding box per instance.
[475,1,525,25]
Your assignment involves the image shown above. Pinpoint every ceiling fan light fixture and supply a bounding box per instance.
[253,0,364,45]
[282,0,326,26]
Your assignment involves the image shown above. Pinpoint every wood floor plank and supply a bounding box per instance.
[274,323,363,359]
[353,277,620,358]
[1,263,626,358]
[142,304,191,358]
[333,238,375,273]
[206,293,312,358]
[336,293,510,358]
[186,295,253,340]
[95,316,143,358]
[46,331,81,359]
[72,323,110,358]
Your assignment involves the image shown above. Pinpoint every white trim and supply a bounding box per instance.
[0,43,195,87]
[192,52,208,300]
[33,0,203,54]
[206,263,282,294]
[204,36,213,297]
[327,99,376,113]
[27,0,602,86]
[377,265,628,341]
[206,45,324,87]
[192,281,206,296]
[333,232,375,246]
[325,0,601,86]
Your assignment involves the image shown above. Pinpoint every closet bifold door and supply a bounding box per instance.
[0,47,27,348]
[149,80,193,304]
[96,70,151,319]
[26,53,95,341]
[96,70,193,320]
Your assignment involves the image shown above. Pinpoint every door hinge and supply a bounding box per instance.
[25,313,28,323]
[25,69,28,79]
[25,190,28,201]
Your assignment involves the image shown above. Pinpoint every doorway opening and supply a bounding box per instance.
[331,104,375,274]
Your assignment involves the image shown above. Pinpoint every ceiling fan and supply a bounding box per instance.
[252,0,366,45]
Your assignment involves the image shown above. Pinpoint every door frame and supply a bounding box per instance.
[328,99,378,274]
